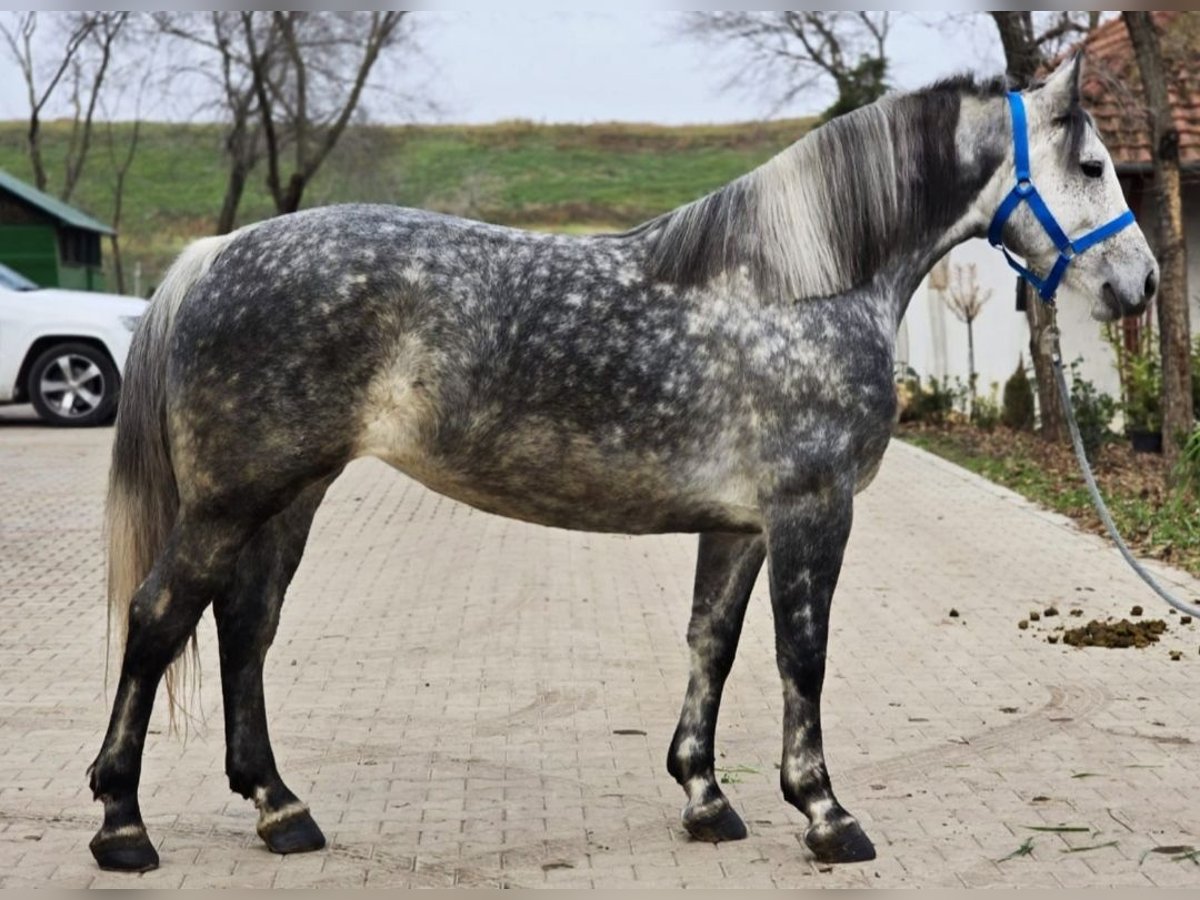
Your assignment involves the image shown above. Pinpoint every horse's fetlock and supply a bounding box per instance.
[88,751,136,800]
[780,774,822,812]
[667,732,710,785]
[226,768,259,800]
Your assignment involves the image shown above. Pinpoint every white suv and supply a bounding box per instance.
[0,262,147,426]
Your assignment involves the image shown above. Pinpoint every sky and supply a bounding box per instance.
[0,11,1008,126]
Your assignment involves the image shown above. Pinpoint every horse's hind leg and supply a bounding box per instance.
[667,532,765,842]
[88,510,265,872]
[766,480,875,864]
[213,473,339,855]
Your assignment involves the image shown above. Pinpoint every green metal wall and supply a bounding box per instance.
[0,223,106,291]
[0,224,58,286]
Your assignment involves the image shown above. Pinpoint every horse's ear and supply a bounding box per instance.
[1041,51,1085,110]
[1069,51,1085,104]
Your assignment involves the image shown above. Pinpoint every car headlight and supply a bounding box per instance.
[119,315,142,333]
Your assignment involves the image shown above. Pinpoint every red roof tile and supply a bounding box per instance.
[1065,12,1200,170]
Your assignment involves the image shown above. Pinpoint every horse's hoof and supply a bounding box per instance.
[682,802,749,843]
[804,819,876,863]
[258,808,326,855]
[90,827,160,872]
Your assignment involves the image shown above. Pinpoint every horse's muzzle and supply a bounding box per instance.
[1102,275,1152,320]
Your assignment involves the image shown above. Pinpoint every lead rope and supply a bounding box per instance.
[1042,306,1200,618]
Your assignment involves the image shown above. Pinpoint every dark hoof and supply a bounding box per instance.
[258,808,326,855]
[683,803,749,843]
[804,819,877,864]
[90,828,159,872]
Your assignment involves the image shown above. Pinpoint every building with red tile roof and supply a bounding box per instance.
[1072,11,1200,174]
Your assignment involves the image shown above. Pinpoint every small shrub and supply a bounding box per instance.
[1122,349,1162,433]
[1067,359,1116,459]
[898,373,956,425]
[1191,335,1200,422]
[1172,425,1200,498]
[971,382,1002,431]
[1002,357,1035,431]
[1107,322,1161,434]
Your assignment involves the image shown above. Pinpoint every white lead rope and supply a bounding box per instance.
[1046,313,1200,618]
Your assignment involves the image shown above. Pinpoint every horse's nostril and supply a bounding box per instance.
[1145,270,1158,298]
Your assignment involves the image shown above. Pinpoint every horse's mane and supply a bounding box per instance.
[627,74,1030,301]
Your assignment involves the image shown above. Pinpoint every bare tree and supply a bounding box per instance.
[940,263,993,417]
[682,12,891,121]
[987,12,1104,444]
[990,11,1100,79]
[0,12,130,201]
[98,40,159,294]
[0,12,96,193]
[59,12,129,204]
[153,12,274,234]
[1124,12,1193,466]
[241,11,410,215]
[154,12,414,229]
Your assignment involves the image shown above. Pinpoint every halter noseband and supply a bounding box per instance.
[988,91,1135,305]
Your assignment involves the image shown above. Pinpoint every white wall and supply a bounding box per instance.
[901,186,1200,405]
[899,238,1122,402]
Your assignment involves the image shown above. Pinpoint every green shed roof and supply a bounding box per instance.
[0,169,114,235]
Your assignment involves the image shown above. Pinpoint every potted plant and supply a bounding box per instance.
[1108,324,1162,453]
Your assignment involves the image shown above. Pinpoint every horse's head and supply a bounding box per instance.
[989,54,1158,322]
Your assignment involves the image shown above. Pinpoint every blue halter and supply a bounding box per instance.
[988,91,1135,304]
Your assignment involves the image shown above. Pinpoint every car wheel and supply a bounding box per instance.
[27,342,119,427]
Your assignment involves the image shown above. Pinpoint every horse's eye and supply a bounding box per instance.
[1082,160,1104,179]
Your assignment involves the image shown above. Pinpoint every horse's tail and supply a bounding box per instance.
[106,232,238,734]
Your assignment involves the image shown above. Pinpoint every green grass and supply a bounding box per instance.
[0,117,813,290]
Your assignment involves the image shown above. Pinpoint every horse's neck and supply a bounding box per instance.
[754,91,1001,310]
[635,89,1004,325]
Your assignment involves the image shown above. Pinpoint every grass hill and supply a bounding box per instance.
[0,117,813,292]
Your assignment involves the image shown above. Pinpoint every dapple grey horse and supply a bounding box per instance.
[88,56,1157,871]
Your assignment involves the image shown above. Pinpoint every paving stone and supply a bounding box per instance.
[2,410,1199,886]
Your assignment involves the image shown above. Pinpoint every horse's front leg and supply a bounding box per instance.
[766,479,875,864]
[667,532,765,841]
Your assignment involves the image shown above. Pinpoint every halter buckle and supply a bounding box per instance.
[1016,179,1033,196]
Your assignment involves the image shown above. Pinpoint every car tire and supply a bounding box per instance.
[27,342,120,427]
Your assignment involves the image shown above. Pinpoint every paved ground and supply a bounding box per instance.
[2,405,1200,888]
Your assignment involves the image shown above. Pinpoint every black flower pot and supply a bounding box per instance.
[1128,429,1163,454]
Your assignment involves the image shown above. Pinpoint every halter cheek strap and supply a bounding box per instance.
[987,91,1135,304]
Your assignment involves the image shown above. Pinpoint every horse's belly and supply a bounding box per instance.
[382,448,761,534]
[353,342,762,533]
[441,476,758,534]
[358,409,760,535]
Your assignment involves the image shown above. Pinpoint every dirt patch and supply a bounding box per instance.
[1062,618,1168,649]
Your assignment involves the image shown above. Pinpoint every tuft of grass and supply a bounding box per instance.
[997,837,1036,862]
[717,763,760,784]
